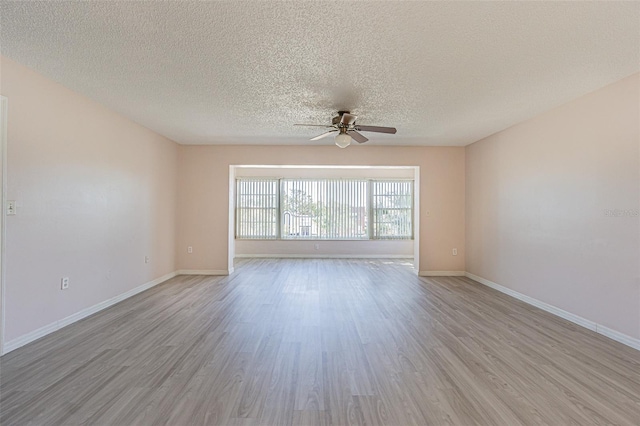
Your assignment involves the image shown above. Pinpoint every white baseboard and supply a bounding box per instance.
[6,268,637,355]
[235,254,413,259]
[595,324,640,351]
[464,272,640,351]
[419,270,465,277]
[176,269,232,275]
[3,271,177,355]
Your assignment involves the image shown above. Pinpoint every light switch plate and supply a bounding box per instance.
[7,200,16,215]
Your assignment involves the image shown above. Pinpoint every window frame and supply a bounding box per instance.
[371,179,414,240]
[235,177,414,241]
[280,178,370,241]
[234,178,280,240]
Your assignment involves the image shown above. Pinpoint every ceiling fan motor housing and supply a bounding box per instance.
[333,111,351,127]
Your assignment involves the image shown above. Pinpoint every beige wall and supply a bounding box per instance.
[1,57,179,342]
[466,73,640,340]
[177,146,465,273]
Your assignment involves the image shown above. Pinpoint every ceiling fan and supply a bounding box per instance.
[295,111,397,148]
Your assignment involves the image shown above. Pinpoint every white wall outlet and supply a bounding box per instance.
[314,243,320,250]
[144,256,150,264]
[187,246,193,254]
[452,248,458,256]
[7,200,16,216]
[61,277,69,290]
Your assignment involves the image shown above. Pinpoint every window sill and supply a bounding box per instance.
[235,238,414,242]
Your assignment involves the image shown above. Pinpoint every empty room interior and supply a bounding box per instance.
[0,2,639,425]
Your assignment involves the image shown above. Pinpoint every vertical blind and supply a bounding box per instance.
[236,178,413,240]
[235,179,279,239]
[281,179,368,239]
[371,180,413,239]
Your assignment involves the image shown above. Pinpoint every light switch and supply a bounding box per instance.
[7,200,16,215]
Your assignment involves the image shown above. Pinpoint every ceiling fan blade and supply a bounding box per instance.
[310,130,338,141]
[349,131,369,144]
[295,124,335,128]
[340,113,357,126]
[355,125,397,134]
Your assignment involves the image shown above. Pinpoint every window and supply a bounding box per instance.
[235,178,413,240]
[281,179,368,239]
[372,180,413,239]
[235,179,278,239]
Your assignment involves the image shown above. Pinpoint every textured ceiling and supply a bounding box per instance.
[1,1,639,146]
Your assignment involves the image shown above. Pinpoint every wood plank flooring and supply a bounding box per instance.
[1,258,639,425]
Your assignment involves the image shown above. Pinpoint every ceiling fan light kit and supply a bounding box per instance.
[335,132,352,148]
[295,111,397,148]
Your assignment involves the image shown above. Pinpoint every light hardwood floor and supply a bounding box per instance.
[1,258,639,425]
